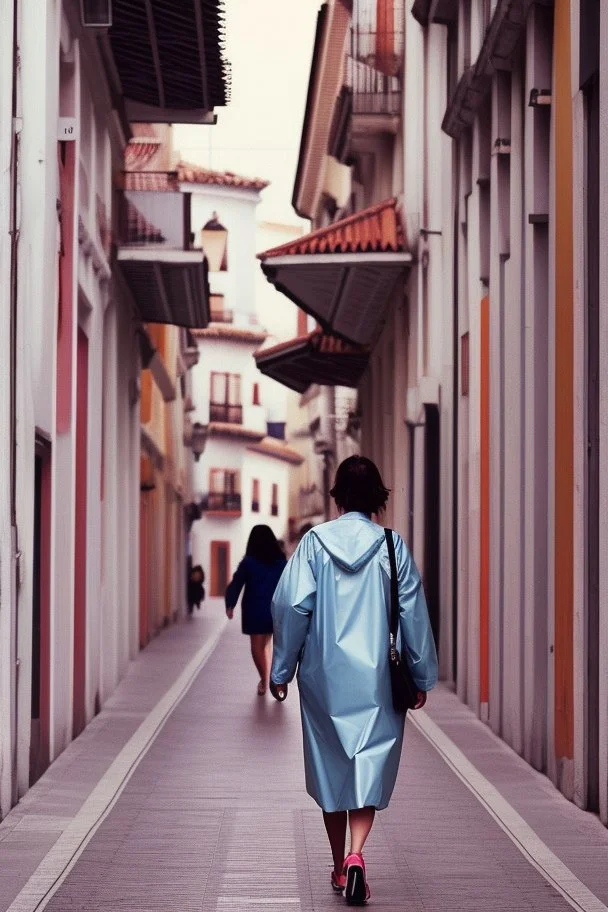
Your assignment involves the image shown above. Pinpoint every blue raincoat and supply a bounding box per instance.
[270,512,438,813]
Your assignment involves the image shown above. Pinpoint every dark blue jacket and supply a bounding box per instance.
[225,555,287,635]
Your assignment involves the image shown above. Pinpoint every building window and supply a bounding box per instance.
[461,332,470,397]
[252,382,260,406]
[271,483,279,517]
[210,372,242,423]
[252,478,260,513]
[208,469,241,512]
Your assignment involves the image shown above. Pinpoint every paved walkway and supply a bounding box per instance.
[2,601,608,912]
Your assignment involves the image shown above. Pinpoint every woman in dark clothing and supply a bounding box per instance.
[187,564,205,615]
[225,525,287,695]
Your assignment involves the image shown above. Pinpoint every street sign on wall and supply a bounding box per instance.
[58,118,79,141]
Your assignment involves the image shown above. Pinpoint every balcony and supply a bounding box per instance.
[209,402,242,424]
[210,308,234,324]
[116,185,210,328]
[346,7,404,132]
[206,492,242,514]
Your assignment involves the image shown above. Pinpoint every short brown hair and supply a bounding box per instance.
[330,456,390,515]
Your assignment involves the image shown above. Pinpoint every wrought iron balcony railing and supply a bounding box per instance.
[209,402,243,424]
[346,13,403,117]
[119,188,196,250]
[206,492,242,512]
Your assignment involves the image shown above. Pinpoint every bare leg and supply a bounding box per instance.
[323,811,347,875]
[250,634,273,689]
[249,635,266,680]
[348,807,376,855]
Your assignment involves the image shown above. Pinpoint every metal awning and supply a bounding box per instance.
[254,331,369,394]
[103,0,230,124]
[118,250,210,328]
[117,185,210,328]
[258,199,412,347]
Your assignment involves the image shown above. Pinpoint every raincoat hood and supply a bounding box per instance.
[312,513,385,573]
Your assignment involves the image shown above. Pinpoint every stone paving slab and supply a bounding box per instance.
[423,687,608,906]
[2,605,608,912]
[0,608,225,911]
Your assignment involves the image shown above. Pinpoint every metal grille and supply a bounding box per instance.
[347,0,404,116]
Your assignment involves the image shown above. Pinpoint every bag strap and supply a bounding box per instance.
[384,528,399,640]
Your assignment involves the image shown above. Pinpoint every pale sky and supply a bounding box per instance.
[174,0,320,228]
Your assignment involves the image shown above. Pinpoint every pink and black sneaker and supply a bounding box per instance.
[343,853,371,905]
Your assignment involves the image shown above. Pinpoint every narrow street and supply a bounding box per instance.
[2,610,608,912]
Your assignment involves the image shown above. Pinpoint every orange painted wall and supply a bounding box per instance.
[553,0,574,761]
[480,296,490,705]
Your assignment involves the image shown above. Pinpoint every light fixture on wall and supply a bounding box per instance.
[529,89,552,107]
[191,422,208,462]
[80,0,112,28]
[200,212,228,273]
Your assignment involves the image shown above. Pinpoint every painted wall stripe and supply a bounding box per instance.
[409,710,608,912]
[7,619,228,912]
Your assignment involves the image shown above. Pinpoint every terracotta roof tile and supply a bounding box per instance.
[208,423,265,441]
[120,172,179,192]
[247,437,304,466]
[120,164,268,194]
[258,198,405,259]
[256,330,367,360]
[176,161,269,192]
[192,325,267,344]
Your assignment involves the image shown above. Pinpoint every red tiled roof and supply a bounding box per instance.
[176,161,269,192]
[124,136,163,171]
[120,172,179,192]
[258,198,405,258]
[120,164,269,194]
[256,330,366,360]
[192,325,267,345]
[254,330,370,394]
[247,438,304,466]
[208,423,265,441]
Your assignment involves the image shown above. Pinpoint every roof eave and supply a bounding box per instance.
[292,1,352,220]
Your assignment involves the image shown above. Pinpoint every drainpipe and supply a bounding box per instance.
[0,0,20,817]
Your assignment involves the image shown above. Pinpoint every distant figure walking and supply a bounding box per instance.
[269,456,438,905]
[187,564,205,615]
[225,525,287,696]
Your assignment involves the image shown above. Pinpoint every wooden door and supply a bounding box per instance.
[210,541,230,597]
[30,440,51,784]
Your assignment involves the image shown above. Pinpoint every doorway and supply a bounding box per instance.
[73,328,88,738]
[210,541,230,597]
[30,439,51,785]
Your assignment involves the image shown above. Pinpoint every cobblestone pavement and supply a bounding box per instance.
[2,601,608,912]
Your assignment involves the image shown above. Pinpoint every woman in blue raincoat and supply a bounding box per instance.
[269,456,438,905]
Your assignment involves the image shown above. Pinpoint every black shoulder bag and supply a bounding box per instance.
[384,528,418,714]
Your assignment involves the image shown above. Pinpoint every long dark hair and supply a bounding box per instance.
[330,455,390,515]
[246,524,285,565]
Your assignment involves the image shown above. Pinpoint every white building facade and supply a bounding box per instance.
[0,0,229,818]
[187,177,303,592]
